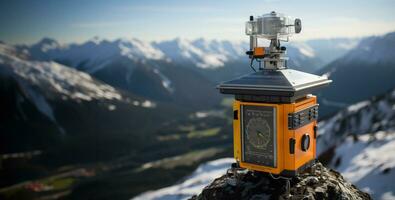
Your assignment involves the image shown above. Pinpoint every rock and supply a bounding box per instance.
[382,167,391,174]
[189,161,371,200]
[314,187,326,199]
[305,177,319,186]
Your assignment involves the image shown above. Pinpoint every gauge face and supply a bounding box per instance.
[246,118,271,150]
[241,105,276,167]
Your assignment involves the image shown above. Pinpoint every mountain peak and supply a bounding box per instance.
[134,159,371,200]
[190,161,370,200]
[90,36,103,44]
[18,35,365,71]
[172,37,192,47]
[117,38,165,60]
[33,37,61,53]
[37,37,59,45]
[382,31,395,39]
[191,37,214,45]
[343,31,395,63]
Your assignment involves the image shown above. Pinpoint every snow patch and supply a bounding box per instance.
[119,39,165,61]
[108,104,116,111]
[142,100,156,108]
[0,51,123,102]
[336,42,358,50]
[41,42,59,52]
[132,158,234,200]
[347,101,370,112]
[317,88,395,154]
[298,46,315,58]
[154,38,246,69]
[331,131,395,199]
[153,68,174,93]
[291,42,316,58]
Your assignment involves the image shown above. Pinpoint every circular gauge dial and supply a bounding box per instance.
[246,117,271,150]
[242,105,276,167]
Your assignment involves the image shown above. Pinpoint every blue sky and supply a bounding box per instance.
[1,0,395,44]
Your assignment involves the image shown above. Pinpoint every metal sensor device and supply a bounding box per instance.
[217,11,331,176]
[245,11,302,70]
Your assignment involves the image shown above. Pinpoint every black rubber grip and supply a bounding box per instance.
[289,138,296,154]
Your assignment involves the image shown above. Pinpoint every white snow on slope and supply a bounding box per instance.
[330,131,395,200]
[0,43,29,60]
[291,42,315,58]
[26,38,165,72]
[6,57,122,102]
[19,36,363,73]
[347,100,370,112]
[316,87,395,199]
[132,158,234,200]
[336,41,359,50]
[317,88,395,154]
[154,38,243,69]
[342,32,395,64]
[119,38,165,60]
[153,68,174,93]
[24,37,248,70]
[0,47,156,107]
[40,40,60,52]
[0,43,15,55]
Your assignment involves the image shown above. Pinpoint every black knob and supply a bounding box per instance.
[250,16,254,21]
[301,134,310,151]
[281,46,286,51]
[246,50,253,55]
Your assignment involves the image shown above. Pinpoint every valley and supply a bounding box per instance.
[0,32,394,199]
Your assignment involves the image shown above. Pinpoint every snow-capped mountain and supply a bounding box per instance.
[329,131,395,200]
[305,38,360,65]
[318,32,395,116]
[342,32,395,64]
[19,37,350,73]
[15,38,224,109]
[317,88,395,154]
[19,35,359,72]
[317,88,395,199]
[0,42,156,111]
[7,35,365,115]
[25,37,165,73]
[0,42,182,156]
[0,41,29,60]
[1,47,120,103]
[284,37,360,73]
[153,38,246,69]
[22,37,247,70]
[285,42,324,73]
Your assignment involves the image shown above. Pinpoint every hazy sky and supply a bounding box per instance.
[1,0,395,44]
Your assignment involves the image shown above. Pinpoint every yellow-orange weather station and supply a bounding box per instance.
[218,11,331,176]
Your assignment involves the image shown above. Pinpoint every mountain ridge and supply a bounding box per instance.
[6,36,362,112]
[317,31,395,116]
[13,36,360,72]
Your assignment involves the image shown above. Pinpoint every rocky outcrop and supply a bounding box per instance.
[190,162,371,200]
